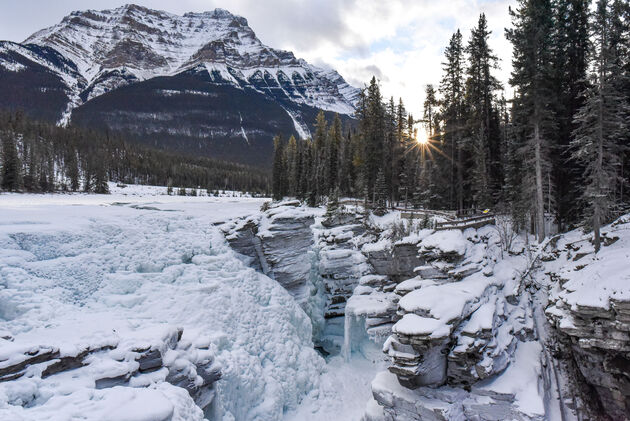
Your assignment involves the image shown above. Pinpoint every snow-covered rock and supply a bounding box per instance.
[544,214,630,420]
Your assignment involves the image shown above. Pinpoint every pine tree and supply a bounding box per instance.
[286,135,298,196]
[66,148,80,192]
[327,115,342,194]
[506,0,556,242]
[1,133,21,191]
[361,77,386,201]
[396,98,409,206]
[465,13,502,209]
[325,187,341,217]
[272,135,286,200]
[94,155,109,194]
[571,0,629,252]
[440,30,466,211]
[423,85,438,138]
[314,111,328,199]
[551,0,590,229]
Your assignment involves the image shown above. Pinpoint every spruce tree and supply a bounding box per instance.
[374,169,388,216]
[465,13,502,209]
[314,111,328,199]
[440,30,466,211]
[361,77,386,201]
[272,135,286,200]
[571,0,629,252]
[1,133,21,191]
[506,0,556,242]
[327,115,342,194]
[286,135,298,196]
[551,0,590,229]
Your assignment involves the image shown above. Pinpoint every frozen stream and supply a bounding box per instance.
[0,187,381,421]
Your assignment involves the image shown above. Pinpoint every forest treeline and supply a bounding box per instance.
[272,0,630,250]
[0,110,270,194]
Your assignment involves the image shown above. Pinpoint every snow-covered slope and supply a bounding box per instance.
[23,4,358,116]
[0,191,324,421]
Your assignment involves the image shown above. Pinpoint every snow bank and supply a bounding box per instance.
[0,195,323,421]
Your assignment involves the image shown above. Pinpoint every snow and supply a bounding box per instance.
[283,354,387,421]
[421,230,468,255]
[392,314,450,338]
[0,188,325,421]
[478,341,545,416]
[398,272,502,328]
[23,6,359,117]
[0,59,25,72]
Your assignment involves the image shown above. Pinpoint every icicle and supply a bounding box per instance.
[342,310,352,362]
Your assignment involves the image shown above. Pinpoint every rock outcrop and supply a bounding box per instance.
[544,216,630,420]
[0,327,221,411]
[223,201,318,304]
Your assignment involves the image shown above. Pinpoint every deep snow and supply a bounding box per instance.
[0,187,325,421]
[0,185,386,421]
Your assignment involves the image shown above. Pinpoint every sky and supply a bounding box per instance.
[0,0,517,117]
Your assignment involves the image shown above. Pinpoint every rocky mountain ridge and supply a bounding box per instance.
[0,4,359,165]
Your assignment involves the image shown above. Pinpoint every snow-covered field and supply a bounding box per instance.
[0,186,331,421]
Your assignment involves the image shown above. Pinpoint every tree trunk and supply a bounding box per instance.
[534,121,545,243]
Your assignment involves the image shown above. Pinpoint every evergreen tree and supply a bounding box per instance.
[325,187,341,217]
[571,0,629,252]
[66,148,80,192]
[361,77,386,201]
[396,98,409,206]
[271,135,286,200]
[1,133,21,191]
[285,135,298,196]
[373,169,388,216]
[327,115,342,194]
[506,0,556,242]
[314,111,328,199]
[440,30,466,211]
[465,13,502,209]
[551,0,591,229]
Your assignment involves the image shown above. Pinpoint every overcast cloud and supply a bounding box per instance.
[0,0,517,117]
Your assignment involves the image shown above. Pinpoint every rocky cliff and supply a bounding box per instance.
[223,205,630,421]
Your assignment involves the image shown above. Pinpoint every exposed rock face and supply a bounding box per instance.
[317,212,371,318]
[364,241,424,282]
[365,227,549,421]
[0,328,221,411]
[223,202,318,304]
[544,218,630,420]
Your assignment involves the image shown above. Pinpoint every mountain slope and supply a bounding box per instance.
[0,4,359,165]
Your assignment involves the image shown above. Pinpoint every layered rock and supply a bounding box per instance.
[223,201,319,304]
[0,327,221,411]
[317,212,371,318]
[368,226,547,420]
[545,216,630,420]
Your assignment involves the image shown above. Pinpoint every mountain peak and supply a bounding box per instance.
[11,4,359,131]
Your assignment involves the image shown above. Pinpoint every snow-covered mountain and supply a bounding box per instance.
[0,4,359,165]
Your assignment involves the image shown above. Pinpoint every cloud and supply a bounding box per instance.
[0,0,518,116]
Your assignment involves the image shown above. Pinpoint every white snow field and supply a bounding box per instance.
[0,186,337,421]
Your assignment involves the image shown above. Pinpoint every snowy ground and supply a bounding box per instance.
[0,187,321,421]
[0,185,386,421]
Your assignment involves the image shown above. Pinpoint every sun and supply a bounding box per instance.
[417,131,429,145]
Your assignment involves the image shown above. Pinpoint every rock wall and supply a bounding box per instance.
[222,201,318,304]
[0,327,221,412]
